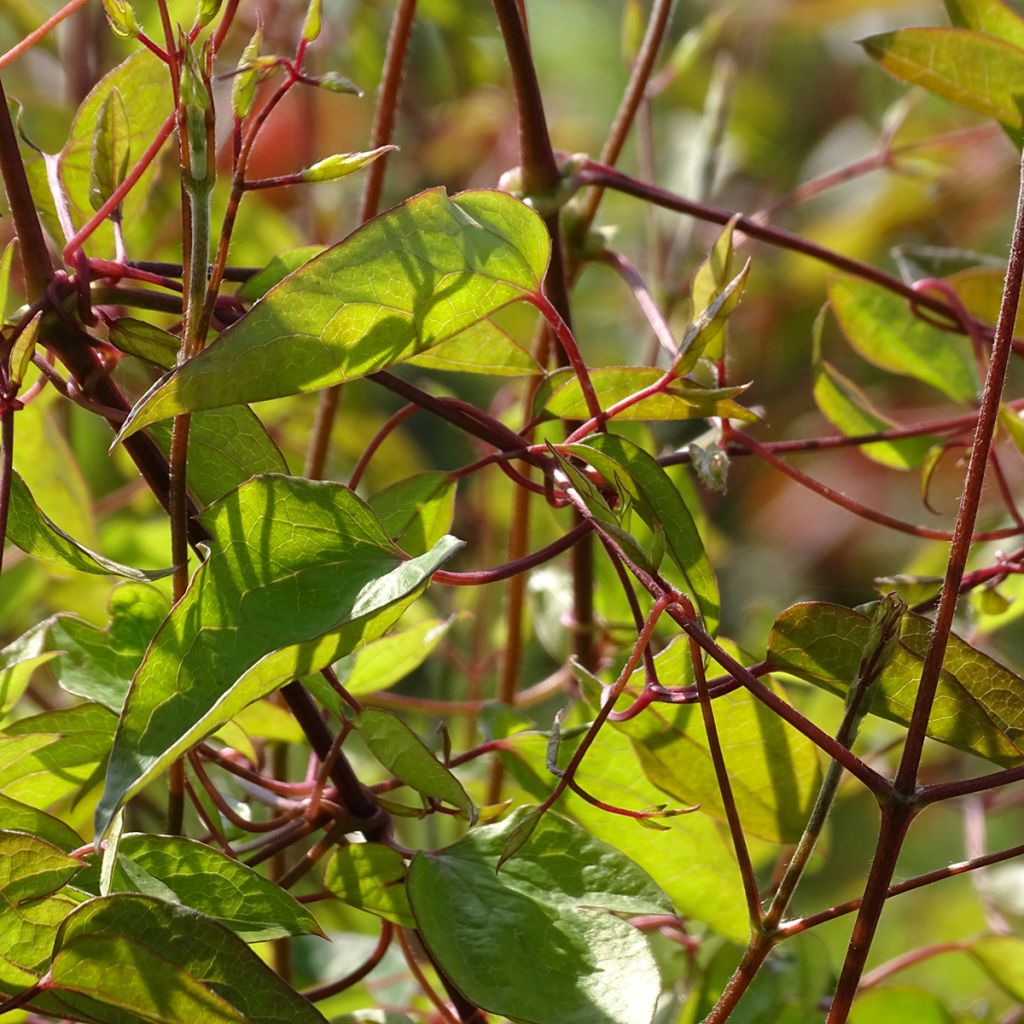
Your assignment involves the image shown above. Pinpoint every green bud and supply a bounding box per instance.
[231,26,264,121]
[89,89,130,213]
[9,312,40,390]
[196,0,223,29]
[101,0,140,38]
[313,71,363,97]
[301,0,322,43]
[180,41,213,186]
[300,146,396,183]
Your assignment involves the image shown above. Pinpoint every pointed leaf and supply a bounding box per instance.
[766,602,1024,766]
[566,434,719,633]
[406,317,541,376]
[368,472,456,556]
[108,834,322,941]
[861,27,1024,130]
[408,808,670,1024]
[114,189,550,441]
[334,617,452,698]
[0,795,82,851]
[354,708,476,823]
[0,621,58,717]
[323,843,414,926]
[96,475,461,836]
[6,471,172,580]
[89,88,130,212]
[47,895,326,1024]
[829,276,978,403]
[544,367,756,422]
[300,146,395,183]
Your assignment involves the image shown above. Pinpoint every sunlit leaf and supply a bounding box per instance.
[689,216,742,364]
[408,808,670,1024]
[106,834,322,941]
[88,88,130,212]
[829,277,978,403]
[114,189,550,441]
[860,27,1024,131]
[406,318,541,376]
[96,475,461,836]
[45,895,326,1024]
[323,843,414,926]
[333,617,452,698]
[236,246,323,303]
[767,602,1024,766]
[368,472,456,556]
[970,935,1024,1001]
[0,795,82,851]
[0,621,57,717]
[6,471,171,581]
[355,708,476,823]
[944,0,1024,49]
[849,985,955,1024]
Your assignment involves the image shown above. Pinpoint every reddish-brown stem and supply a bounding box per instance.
[858,941,970,991]
[732,428,1020,542]
[599,247,678,358]
[920,762,1024,804]
[576,0,675,232]
[0,0,88,70]
[828,148,1024,1023]
[303,922,394,1002]
[348,404,417,490]
[397,929,462,1024]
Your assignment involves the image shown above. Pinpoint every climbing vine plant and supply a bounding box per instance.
[0,1,1023,1022]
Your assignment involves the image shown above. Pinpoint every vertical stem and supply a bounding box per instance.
[827,146,1024,1023]
[304,0,417,481]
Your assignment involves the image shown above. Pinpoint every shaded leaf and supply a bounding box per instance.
[236,246,323,303]
[829,276,978,403]
[108,834,322,941]
[89,88,129,212]
[861,27,1024,131]
[850,986,955,1024]
[334,617,452,698]
[766,602,1024,766]
[0,795,82,851]
[6,471,171,580]
[544,367,756,423]
[96,475,461,836]
[689,217,743,364]
[355,708,476,823]
[0,621,57,717]
[114,189,550,441]
[323,843,414,926]
[49,583,168,713]
[408,808,670,1024]
[108,317,179,366]
[368,472,456,556]
[46,895,326,1024]
[566,433,719,632]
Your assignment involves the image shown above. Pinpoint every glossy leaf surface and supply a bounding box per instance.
[115,189,549,440]
[408,808,670,1024]
[96,475,460,836]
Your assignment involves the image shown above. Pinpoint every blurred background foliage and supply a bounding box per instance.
[2,1,1023,1020]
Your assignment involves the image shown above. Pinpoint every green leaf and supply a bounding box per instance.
[566,433,719,633]
[0,704,116,808]
[543,367,756,423]
[970,935,1024,1001]
[301,146,395,183]
[8,312,39,390]
[150,407,289,507]
[945,0,1024,49]
[49,583,168,713]
[0,831,83,995]
[231,25,266,121]
[323,843,414,926]
[62,52,172,254]
[354,708,476,823]
[107,834,322,941]
[89,88,130,212]
[0,795,82,851]
[96,475,461,836]
[860,27,1024,131]
[0,621,58,717]
[108,317,179,367]
[113,188,550,441]
[301,0,322,41]
[46,895,327,1024]
[368,472,456,555]
[100,0,140,37]
[689,216,743,364]
[335,617,452,698]
[406,317,541,376]
[407,808,670,1024]
[812,311,936,470]
[0,239,16,321]
[598,638,822,843]
[849,986,955,1024]
[6,471,172,580]
[500,727,749,942]
[766,602,1024,766]
[829,277,978,403]
[236,246,323,303]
